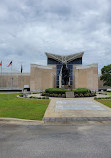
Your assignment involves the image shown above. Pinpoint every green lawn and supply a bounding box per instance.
[0,94,50,120]
[96,99,111,108]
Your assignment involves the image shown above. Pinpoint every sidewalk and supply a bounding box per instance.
[43,97,111,123]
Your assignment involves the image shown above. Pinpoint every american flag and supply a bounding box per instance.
[21,65,23,73]
[7,61,12,67]
[0,61,2,66]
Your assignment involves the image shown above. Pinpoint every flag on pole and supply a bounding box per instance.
[0,61,2,66]
[21,65,23,73]
[7,61,12,67]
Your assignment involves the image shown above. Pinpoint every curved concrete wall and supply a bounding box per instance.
[30,64,56,91]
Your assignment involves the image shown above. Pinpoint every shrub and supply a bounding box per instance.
[42,92,46,96]
[84,93,88,97]
[45,88,72,95]
[75,94,79,97]
[92,92,96,96]
[52,93,55,97]
[29,96,49,99]
[94,96,111,100]
[74,88,91,95]
[19,94,24,97]
[89,93,92,97]
[44,88,95,98]
[99,89,107,91]
[54,94,58,97]
[46,93,49,96]
[49,94,52,97]
[87,93,91,97]
[58,94,62,97]
[45,97,49,99]
[62,94,66,98]
[29,96,34,98]
[80,93,84,97]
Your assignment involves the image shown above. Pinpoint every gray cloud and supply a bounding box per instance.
[0,0,111,73]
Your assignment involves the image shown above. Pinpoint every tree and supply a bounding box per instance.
[100,64,111,87]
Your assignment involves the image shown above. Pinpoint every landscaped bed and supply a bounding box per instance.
[0,94,50,120]
[42,88,96,97]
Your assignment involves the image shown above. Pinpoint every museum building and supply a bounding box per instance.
[30,52,98,91]
[0,52,102,91]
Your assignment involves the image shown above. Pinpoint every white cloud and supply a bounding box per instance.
[0,0,111,73]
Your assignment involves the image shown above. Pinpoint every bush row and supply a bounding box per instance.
[45,88,71,94]
[44,88,95,96]
[42,92,96,98]
[74,88,91,95]
[29,96,49,99]
[42,93,66,98]
[45,88,92,95]
[98,89,107,91]
[75,92,96,97]
[94,96,111,100]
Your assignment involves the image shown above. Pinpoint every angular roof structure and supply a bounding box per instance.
[45,52,84,64]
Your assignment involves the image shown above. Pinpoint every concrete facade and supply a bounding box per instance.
[0,73,30,89]
[0,53,108,91]
[74,64,98,91]
[29,63,98,91]
[30,64,56,91]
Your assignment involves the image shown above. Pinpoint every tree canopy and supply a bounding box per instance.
[100,64,111,87]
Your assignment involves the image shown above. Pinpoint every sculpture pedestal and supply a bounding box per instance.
[65,92,74,98]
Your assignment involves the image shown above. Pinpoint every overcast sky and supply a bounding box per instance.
[0,0,111,73]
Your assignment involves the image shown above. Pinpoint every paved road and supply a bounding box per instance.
[0,122,111,158]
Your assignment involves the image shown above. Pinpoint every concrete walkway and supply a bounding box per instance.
[43,97,111,123]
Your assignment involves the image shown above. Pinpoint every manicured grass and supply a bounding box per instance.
[0,90,22,92]
[96,99,111,108]
[0,94,50,120]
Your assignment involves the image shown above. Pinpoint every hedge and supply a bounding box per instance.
[45,88,91,95]
[74,88,91,95]
[45,88,72,94]
[94,96,111,100]
[43,88,96,98]
[29,96,49,99]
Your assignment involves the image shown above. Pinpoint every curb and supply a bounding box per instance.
[0,117,44,125]
[43,117,111,123]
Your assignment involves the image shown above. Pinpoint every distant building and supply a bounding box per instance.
[0,52,109,91]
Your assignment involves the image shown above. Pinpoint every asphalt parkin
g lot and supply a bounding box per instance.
[0,121,111,158]
[1,97,111,158]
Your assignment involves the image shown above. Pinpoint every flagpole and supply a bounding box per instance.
[1,61,2,89]
[11,63,13,89]
[21,70,22,90]
[21,65,23,91]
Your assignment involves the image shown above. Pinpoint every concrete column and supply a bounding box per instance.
[59,74,62,88]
